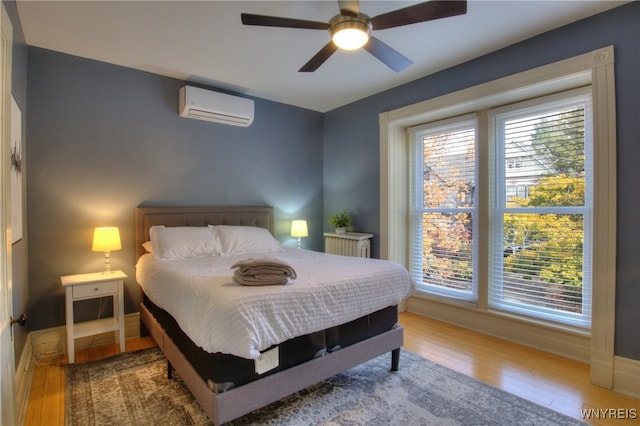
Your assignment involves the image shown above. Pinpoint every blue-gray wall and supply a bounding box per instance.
[323,2,640,360]
[26,48,324,330]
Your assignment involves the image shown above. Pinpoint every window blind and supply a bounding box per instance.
[488,89,593,328]
[409,115,478,301]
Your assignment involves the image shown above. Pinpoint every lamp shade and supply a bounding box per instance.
[92,227,122,252]
[290,220,308,238]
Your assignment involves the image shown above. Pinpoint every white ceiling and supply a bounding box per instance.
[16,0,628,112]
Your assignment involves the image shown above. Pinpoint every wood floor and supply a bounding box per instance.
[23,336,156,426]
[24,312,638,426]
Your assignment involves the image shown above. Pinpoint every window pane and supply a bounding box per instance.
[423,129,475,209]
[504,107,586,208]
[419,212,473,292]
[490,90,591,328]
[411,118,477,301]
[500,213,585,315]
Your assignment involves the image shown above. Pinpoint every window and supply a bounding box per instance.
[409,88,593,329]
[381,46,615,383]
[488,89,592,328]
[410,116,478,302]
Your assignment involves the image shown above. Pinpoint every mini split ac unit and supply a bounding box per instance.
[179,85,254,127]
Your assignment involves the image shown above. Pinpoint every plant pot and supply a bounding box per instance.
[335,227,346,234]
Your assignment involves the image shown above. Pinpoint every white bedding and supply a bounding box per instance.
[136,247,415,359]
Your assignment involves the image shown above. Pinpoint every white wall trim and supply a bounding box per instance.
[30,312,141,362]
[407,295,591,362]
[408,299,639,398]
[1,3,15,425]
[15,332,33,426]
[589,47,618,389]
[613,355,640,399]
[380,46,618,388]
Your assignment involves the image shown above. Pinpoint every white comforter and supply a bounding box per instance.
[136,247,416,359]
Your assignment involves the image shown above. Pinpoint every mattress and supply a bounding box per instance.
[143,293,398,392]
[136,246,416,359]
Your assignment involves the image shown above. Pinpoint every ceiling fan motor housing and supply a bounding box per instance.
[329,14,372,50]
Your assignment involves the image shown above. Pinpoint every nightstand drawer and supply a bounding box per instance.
[72,279,118,299]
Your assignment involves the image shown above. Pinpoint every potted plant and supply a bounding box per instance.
[329,211,352,234]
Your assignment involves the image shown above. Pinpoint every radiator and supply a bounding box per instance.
[324,232,373,258]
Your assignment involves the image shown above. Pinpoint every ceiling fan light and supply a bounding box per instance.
[333,28,368,50]
[330,18,371,50]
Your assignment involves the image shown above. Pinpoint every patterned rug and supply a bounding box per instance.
[66,347,585,425]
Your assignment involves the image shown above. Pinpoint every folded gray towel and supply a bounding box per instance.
[231,258,297,286]
[233,270,289,286]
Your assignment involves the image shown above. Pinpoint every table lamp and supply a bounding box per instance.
[290,220,308,249]
[92,227,122,273]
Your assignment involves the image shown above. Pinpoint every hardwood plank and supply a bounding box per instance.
[40,365,63,426]
[400,312,639,424]
[24,337,156,426]
[23,366,46,426]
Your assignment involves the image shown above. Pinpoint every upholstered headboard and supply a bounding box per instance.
[134,206,274,261]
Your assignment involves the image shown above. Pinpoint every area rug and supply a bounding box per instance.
[66,347,585,425]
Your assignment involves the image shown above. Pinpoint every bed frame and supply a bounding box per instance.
[134,206,404,425]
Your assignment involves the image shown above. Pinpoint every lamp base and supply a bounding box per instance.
[103,251,112,273]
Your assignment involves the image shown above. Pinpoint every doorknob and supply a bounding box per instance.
[10,313,27,327]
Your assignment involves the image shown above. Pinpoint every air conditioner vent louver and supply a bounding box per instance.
[179,86,254,127]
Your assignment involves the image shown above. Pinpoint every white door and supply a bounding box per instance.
[0,285,16,426]
[0,4,15,425]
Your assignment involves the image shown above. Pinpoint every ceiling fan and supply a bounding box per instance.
[241,0,467,73]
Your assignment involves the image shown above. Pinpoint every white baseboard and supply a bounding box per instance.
[15,333,34,426]
[590,347,614,389]
[407,295,640,398]
[30,312,141,362]
[407,295,590,361]
[613,356,640,398]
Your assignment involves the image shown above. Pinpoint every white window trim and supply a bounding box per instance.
[380,46,616,388]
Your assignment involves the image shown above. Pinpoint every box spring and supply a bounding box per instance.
[142,293,398,392]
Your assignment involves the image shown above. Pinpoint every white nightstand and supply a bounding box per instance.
[61,270,126,363]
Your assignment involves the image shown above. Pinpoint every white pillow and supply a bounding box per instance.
[212,225,282,256]
[142,241,153,253]
[149,225,221,260]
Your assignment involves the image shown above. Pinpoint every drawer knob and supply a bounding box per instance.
[94,287,99,291]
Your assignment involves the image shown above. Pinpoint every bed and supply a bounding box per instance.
[134,206,415,425]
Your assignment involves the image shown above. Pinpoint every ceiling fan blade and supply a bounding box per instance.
[371,0,467,30]
[241,13,330,30]
[363,36,413,73]
[299,42,339,72]
[338,0,360,17]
